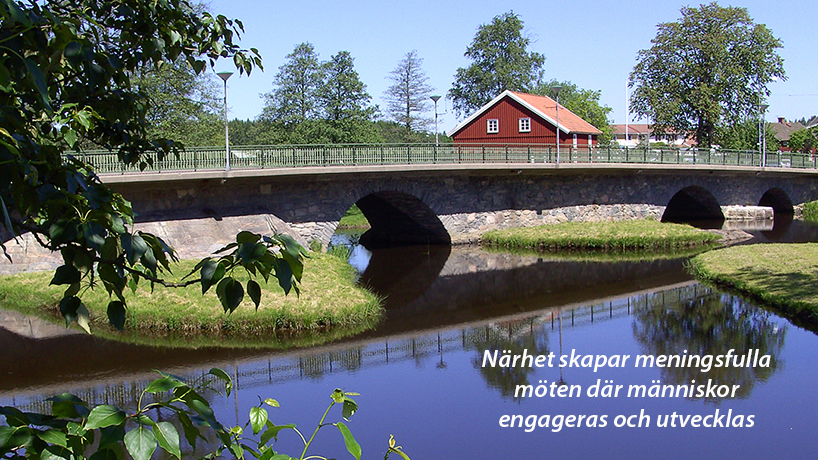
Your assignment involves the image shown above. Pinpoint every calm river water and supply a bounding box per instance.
[2,220,818,459]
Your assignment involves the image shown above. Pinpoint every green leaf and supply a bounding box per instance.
[264,398,279,408]
[37,429,68,448]
[77,302,91,334]
[200,258,224,294]
[259,423,295,445]
[144,376,186,394]
[153,422,181,459]
[216,277,244,313]
[51,265,81,286]
[207,368,233,397]
[342,398,358,421]
[59,296,81,326]
[247,280,262,311]
[47,393,88,419]
[85,405,126,430]
[0,407,28,426]
[0,426,32,451]
[121,234,148,266]
[177,413,201,450]
[107,301,126,331]
[124,426,156,460]
[89,447,124,460]
[236,231,260,244]
[336,422,361,460]
[40,444,72,460]
[24,58,52,113]
[249,407,268,435]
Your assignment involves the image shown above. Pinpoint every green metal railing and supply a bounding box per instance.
[66,143,818,174]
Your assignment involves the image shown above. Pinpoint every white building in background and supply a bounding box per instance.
[612,124,694,148]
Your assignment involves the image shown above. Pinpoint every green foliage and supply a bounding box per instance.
[715,119,780,151]
[383,50,434,141]
[0,0,306,331]
[534,80,614,144]
[802,200,818,221]
[132,58,223,147]
[787,128,818,153]
[449,11,545,117]
[629,2,786,147]
[0,370,411,460]
[261,42,324,125]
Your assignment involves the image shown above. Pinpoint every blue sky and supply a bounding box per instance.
[208,0,818,133]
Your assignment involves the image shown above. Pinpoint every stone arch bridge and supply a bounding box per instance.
[102,162,818,251]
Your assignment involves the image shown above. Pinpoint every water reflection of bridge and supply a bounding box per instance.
[3,283,715,413]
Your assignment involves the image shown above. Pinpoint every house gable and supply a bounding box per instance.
[450,90,601,145]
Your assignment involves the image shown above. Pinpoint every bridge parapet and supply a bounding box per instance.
[68,143,817,175]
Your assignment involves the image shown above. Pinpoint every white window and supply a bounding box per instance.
[573,133,578,149]
[487,119,499,134]
[519,117,531,133]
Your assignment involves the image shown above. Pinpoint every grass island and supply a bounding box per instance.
[0,252,382,348]
[481,219,722,251]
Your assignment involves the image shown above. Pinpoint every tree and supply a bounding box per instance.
[132,59,222,147]
[788,128,818,153]
[316,51,379,143]
[448,11,545,118]
[715,119,780,151]
[383,50,434,141]
[0,0,304,331]
[629,2,786,147]
[261,42,323,124]
[535,80,614,144]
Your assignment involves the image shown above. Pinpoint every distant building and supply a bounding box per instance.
[449,90,601,148]
[611,124,694,148]
[769,117,806,151]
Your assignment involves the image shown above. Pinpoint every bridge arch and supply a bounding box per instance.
[661,186,725,226]
[352,190,451,248]
[758,187,794,216]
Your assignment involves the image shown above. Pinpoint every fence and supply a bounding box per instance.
[66,143,817,174]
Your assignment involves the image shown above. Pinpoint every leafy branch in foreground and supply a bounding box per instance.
[0,0,307,331]
[0,369,410,460]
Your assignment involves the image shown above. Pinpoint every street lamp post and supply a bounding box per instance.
[430,95,441,146]
[552,85,562,164]
[217,71,233,171]
[759,103,769,167]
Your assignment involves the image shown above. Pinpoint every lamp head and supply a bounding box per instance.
[217,71,234,82]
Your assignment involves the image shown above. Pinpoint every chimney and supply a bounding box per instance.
[778,117,786,123]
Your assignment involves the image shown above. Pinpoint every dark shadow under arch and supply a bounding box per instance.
[759,188,795,216]
[356,191,451,248]
[661,186,725,228]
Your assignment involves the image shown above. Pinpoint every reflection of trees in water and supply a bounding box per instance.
[632,293,786,403]
[465,319,550,401]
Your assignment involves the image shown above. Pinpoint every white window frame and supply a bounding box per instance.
[518,117,531,133]
[487,119,499,134]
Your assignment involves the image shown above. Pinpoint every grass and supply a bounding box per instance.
[337,204,370,229]
[688,243,818,330]
[481,219,722,251]
[802,200,818,221]
[0,253,382,349]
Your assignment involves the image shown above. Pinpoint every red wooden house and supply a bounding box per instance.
[449,90,601,148]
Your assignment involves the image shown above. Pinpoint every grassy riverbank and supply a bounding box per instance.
[481,219,721,250]
[689,243,818,328]
[337,204,370,229]
[0,253,382,347]
[803,200,818,221]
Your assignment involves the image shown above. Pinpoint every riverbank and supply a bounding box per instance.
[337,204,371,229]
[689,243,818,328]
[0,253,382,347]
[480,219,721,250]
